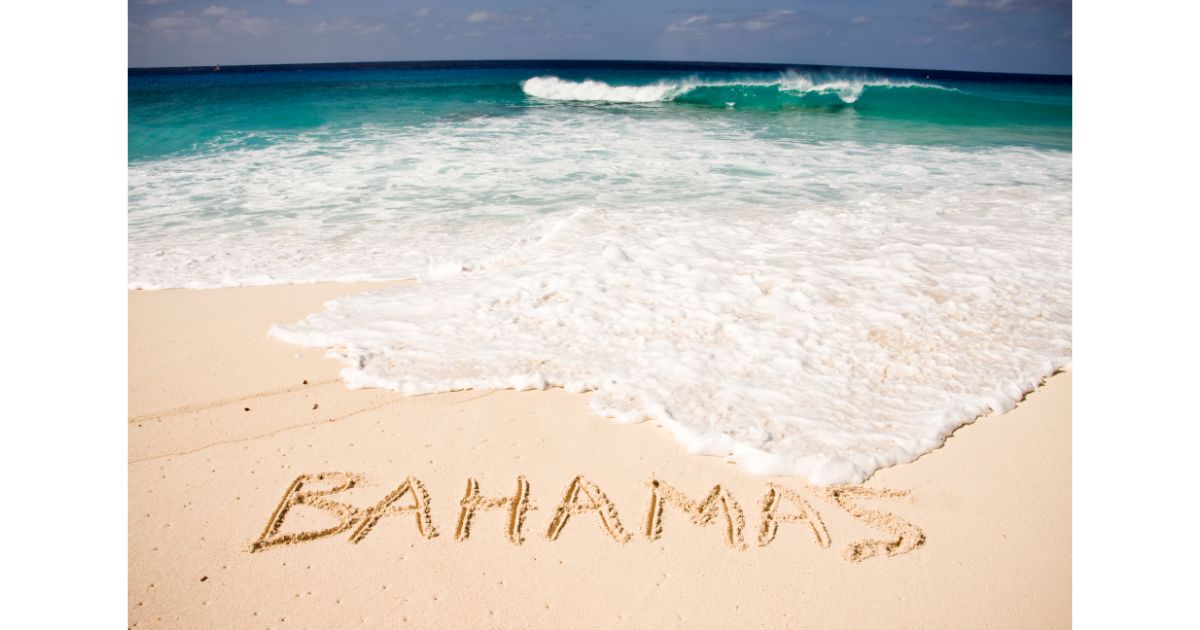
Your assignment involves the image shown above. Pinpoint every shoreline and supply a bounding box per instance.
[129,282,1070,628]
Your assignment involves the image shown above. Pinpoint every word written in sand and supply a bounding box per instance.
[249,473,925,562]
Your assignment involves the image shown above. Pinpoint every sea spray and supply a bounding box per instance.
[520,72,952,104]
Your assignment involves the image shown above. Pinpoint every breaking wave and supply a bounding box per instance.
[521,72,1071,126]
[522,72,950,105]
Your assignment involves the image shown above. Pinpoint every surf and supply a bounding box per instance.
[521,72,949,105]
[128,61,1072,485]
[520,72,1070,126]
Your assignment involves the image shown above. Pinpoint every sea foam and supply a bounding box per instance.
[130,108,1071,484]
[270,200,1070,484]
[521,72,949,104]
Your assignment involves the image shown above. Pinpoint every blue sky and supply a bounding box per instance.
[128,1,1072,74]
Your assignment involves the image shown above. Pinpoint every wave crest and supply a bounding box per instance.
[521,72,949,105]
[521,76,682,102]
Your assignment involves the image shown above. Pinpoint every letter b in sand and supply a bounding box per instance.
[249,473,364,552]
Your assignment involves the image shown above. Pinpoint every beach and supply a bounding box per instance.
[129,282,1070,628]
[127,61,1072,627]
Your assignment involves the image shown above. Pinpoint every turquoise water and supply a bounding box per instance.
[128,60,1071,291]
[129,60,1070,163]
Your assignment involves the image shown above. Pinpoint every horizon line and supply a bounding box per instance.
[127,57,1072,79]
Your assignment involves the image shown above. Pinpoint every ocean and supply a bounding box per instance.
[128,60,1072,484]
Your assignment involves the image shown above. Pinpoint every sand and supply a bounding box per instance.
[129,282,1070,629]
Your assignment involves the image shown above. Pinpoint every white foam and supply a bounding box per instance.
[520,71,949,104]
[271,196,1070,485]
[130,110,1071,484]
[522,76,683,102]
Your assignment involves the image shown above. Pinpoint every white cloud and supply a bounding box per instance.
[148,14,202,31]
[285,0,312,5]
[316,16,387,36]
[946,0,1052,12]
[222,15,273,36]
[737,9,794,31]
[668,10,795,34]
[666,14,708,33]
[414,7,430,18]
[850,15,873,25]
[142,7,277,38]
[452,7,550,37]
